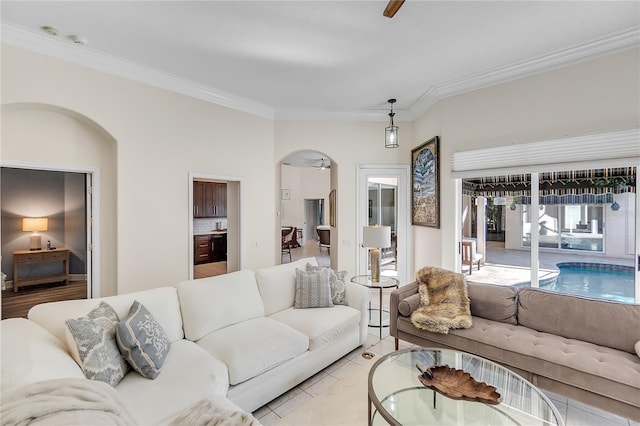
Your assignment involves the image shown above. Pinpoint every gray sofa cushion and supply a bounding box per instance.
[467,282,518,325]
[398,293,421,317]
[518,288,640,354]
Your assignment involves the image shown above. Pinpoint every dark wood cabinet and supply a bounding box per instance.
[214,183,227,217]
[194,235,211,264]
[193,181,206,218]
[211,233,227,262]
[194,233,227,264]
[193,181,227,218]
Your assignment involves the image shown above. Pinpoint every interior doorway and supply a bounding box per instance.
[189,174,242,280]
[357,165,410,285]
[304,199,324,245]
[1,165,97,318]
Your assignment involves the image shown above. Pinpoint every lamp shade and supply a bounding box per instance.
[22,217,48,232]
[363,225,391,249]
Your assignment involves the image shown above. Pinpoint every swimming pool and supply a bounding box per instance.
[541,262,635,303]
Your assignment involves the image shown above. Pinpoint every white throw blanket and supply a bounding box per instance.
[167,399,262,426]
[1,378,261,426]
[1,378,136,426]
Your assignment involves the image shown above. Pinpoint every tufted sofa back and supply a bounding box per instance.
[517,287,640,354]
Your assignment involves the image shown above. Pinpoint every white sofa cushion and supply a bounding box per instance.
[197,317,309,385]
[270,305,361,350]
[1,318,85,393]
[116,339,229,425]
[177,270,265,341]
[28,287,184,344]
[256,257,318,316]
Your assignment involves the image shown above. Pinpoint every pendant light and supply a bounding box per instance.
[385,98,399,148]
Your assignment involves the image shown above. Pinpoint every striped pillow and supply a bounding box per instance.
[294,268,334,309]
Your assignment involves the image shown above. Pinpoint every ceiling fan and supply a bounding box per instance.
[383,0,406,18]
[281,155,331,169]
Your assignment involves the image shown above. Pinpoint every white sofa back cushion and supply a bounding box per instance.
[177,270,265,341]
[255,257,318,316]
[1,318,85,393]
[28,287,184,345]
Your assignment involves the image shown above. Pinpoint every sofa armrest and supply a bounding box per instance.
[345,281,371,345]
[1,318,85,393]
[390,281,419,339]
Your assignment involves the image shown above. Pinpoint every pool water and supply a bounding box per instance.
[542,263,635,303]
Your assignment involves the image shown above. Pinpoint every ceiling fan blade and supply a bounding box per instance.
[383,0,405,18]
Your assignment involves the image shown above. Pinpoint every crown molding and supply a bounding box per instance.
[3,22,638,122]
[273,107,413,122]
[1,22,275,119]
[406,27,640,120]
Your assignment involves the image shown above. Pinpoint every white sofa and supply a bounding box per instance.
[1,258,369,424]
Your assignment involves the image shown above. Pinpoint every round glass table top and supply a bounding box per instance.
[351,275,399,289]
[368,348,563,426]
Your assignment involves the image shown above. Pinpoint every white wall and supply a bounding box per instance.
[606,192,636,258]
[1,45,275,295]
[280,164,331,230]
[412,48,640,271]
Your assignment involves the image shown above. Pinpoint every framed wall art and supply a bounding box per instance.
[411,136,440,228]
[329,189,336,227]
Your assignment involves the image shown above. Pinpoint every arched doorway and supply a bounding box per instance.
[280,150,334,267]
[1,103,117,312]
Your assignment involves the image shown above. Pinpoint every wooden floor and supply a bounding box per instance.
[193,261,227,279]
[1,281,87,320]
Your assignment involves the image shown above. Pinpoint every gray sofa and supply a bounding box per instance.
[390,281,640,421]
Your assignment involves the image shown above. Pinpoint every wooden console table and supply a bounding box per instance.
[12,248,70,292]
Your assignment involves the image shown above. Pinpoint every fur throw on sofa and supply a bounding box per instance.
[410,267,472,334]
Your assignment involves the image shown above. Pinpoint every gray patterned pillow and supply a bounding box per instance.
[306,264,347,305]
[116,301,170,379]
[65,302,130,387]
[294,268,334,309]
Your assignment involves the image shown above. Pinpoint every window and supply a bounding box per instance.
[522,203,604,252]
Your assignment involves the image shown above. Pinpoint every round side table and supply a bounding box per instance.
[350,275,399,340]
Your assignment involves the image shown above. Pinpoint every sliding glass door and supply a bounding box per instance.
[462,167,636,303]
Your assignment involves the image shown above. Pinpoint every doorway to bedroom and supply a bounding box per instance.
[1,166,95,319]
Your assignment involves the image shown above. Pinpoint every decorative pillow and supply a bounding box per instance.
[306,263,347,305]
[65,302,130,387]
[294,268,334,309]
[116,301,171,379]
[635,341,640,358]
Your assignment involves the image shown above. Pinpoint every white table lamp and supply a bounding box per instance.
[23,217,48,251]
[363,225,391,283]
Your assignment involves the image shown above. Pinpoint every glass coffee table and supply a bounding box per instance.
[368,348,564,426]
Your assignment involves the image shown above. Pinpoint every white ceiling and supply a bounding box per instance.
[1,1,639,123]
